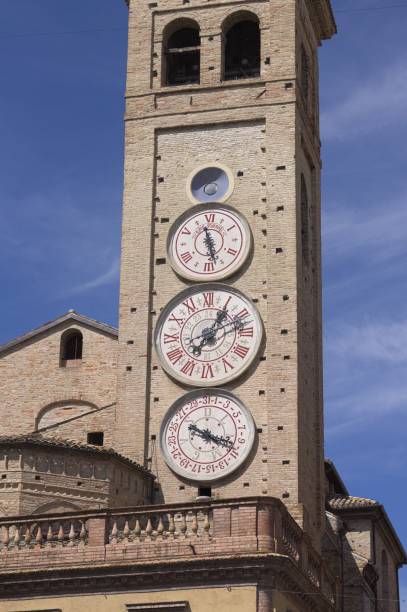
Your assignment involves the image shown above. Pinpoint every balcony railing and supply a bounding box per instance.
[0,496,336,605]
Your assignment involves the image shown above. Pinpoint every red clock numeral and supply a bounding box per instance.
[168,314,184,327]
[205,213,215,223]
[203,292,214,307]
[235,308,249,319]
[182,297,197,314]
[227,224,236,232]
[181,226,191,235]
[233,344,249,359]
[239,326,254,337]
[223,296,232,310]
[201,364,214,379]
[180,359,196,377]
[203,262,215,273]
[180,252,193,263]
[167,348,183,365]
[164,333,179,344]
[226,248,238,256]
[222,358,234,373]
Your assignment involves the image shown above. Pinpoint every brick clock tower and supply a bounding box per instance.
[115,0,336,550]
[1,1,406,611]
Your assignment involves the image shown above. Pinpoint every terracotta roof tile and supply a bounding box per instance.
[0,435,154,478]
[328,495,379,510]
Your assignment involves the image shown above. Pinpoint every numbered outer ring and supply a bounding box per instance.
[166,203,252,282]
[186,163,235,204]
[160,388,256,482]
[154,283,264,387]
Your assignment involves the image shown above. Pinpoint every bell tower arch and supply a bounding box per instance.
[114,0,336,548]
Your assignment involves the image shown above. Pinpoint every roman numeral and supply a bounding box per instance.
[226,248,237,256]
[166,348,183,364]
[180,359,196,377]
[181,226,191,235]
[182,297,197,314]
[164,333,179,344]
[201,364,214,379]
[180,252,193,263]
[222,358,234,373]
[212,448,222,460]
[205,213,215,223]
[233,344,249,359]
[203,292,214,307]
[169,314,184,327]
[204,262,215,273]
[239,326,254,337]
[235,308,249,320]
[227,224,236,232]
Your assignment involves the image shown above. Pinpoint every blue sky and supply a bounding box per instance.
[0,0,406,605]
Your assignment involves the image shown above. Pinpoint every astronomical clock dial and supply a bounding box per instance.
[154,284,263,387]
[167,204,252,282]
[160,389,255,482]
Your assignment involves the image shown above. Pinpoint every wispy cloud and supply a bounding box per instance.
[59,257,120,296]
[326,320,407,363]
[321,59,407,140]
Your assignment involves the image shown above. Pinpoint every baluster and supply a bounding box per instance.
[168,513,176,538]
[134,518,141,540]
[13,525,20,548]
[68,522,75,546]
[145,517,153,539]
[191,511,198,536]
[111,519,118,544]
[57,524,64,545]
[123,519,130,542]
[203,511,210,537]
[46,524,53,546]
[157,514,164,538]
[79,521,86,545]
[180,513,187,538]
[24,525,31,546]
[35,525,43,546]
[2,526,10,549]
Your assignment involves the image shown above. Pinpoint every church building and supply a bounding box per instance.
[0,1,404,611]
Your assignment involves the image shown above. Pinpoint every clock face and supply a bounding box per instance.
[167,204,252,281]
[160,389,256,482]
[154,284,263,387]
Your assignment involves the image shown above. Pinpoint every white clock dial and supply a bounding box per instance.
[160,389,256,482]
[154,284,263,387]
[167,204,252,281]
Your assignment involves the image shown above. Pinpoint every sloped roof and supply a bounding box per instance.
[328,495,379,510]
[0,311,118,356]
[0,434,154,478]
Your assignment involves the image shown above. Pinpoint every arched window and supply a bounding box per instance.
[60,329,83,363]
[164,21,200,86]
[224,16,260,81]
[381,550,390,609]
[301,45,310,107]
[301,174,310,264]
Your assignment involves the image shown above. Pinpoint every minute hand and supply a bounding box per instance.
[186,315,252,345]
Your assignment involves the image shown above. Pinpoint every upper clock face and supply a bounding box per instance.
[167,204,252,282]
[154,284,263,387]
[160,389,256,482]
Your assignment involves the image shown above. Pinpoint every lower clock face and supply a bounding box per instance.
[154,284,263,387]
[160,389,256,482]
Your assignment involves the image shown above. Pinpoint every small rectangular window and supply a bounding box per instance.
[87,432,104,446]
[127,604,190,612]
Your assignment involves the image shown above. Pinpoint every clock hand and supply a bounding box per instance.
[188,425,233,449]
[186,312,251,350]
[203,226,218,264]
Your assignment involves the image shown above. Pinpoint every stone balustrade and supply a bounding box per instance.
[0,496,337,607]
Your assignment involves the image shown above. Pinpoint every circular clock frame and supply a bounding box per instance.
[154,283,263,387]
[166,203,252,282]
[160,388,256,482]
[186,163,235,205]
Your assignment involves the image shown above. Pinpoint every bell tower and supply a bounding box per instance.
[114,0,336,548]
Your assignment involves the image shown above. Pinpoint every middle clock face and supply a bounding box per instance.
[167,204,252,281]
[154,284,263,387]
